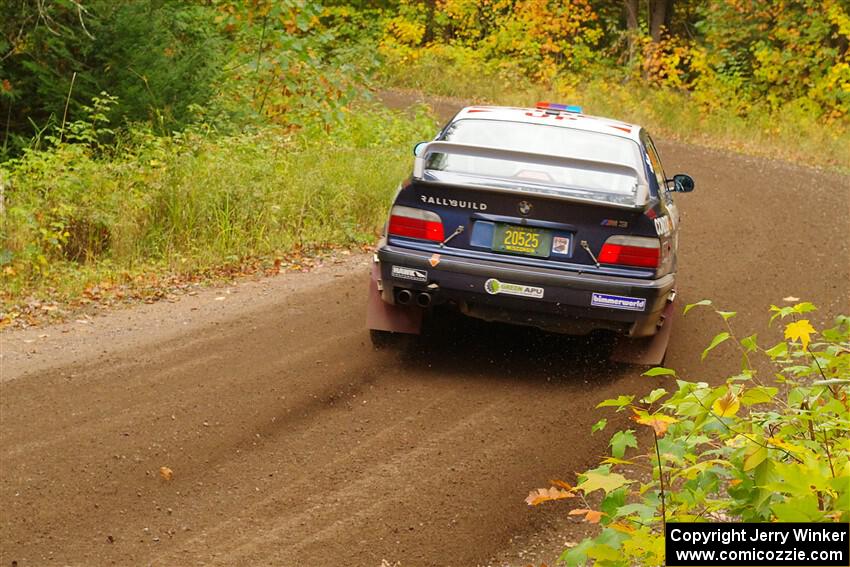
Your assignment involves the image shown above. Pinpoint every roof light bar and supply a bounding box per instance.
[536,101,583,113]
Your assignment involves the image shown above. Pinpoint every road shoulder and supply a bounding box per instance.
[0,252,371,383]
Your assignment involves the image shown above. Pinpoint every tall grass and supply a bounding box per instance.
[0,104,437,305]
[378,46,850,172]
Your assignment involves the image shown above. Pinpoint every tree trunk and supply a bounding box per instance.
[649,0,671,43]
[0,170,5,216]
[422,0,436,44]
[624,0,639,63]
[625,0,639,31]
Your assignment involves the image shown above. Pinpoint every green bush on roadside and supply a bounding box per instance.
[0,100,437,306]
[526,301,850,566]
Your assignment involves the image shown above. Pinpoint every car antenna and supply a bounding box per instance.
[580,240,601,268]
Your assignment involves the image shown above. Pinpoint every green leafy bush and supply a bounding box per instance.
[1,0,226,153]
[692,0,850,120]
[527,301,850,566]
[0,102,437,304]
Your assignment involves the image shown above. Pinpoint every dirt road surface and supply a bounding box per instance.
[2,94,848,566]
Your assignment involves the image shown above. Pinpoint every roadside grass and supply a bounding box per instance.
[377,47,850,172]
[0,104,437,324]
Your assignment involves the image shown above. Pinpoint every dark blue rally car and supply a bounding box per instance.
[366,102,694,363]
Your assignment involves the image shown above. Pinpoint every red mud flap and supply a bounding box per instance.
[365,263,422,334]
[610,299,675,366]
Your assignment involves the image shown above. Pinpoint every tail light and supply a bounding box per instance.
[599,235,660,268]
[388,206,444,242]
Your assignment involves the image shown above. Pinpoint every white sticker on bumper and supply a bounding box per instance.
[391,266,428,283]
[591,292,646,311]
[484,278,544,299]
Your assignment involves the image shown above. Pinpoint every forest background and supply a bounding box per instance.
[1,0,848,316]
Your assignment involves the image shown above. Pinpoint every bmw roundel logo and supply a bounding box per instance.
[518,201,533,216]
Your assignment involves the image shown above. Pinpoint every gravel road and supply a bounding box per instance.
[1,94,848,566]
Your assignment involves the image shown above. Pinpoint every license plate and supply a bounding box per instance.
[492,223,552,258]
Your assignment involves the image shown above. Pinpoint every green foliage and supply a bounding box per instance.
[360,1,850,169]
[547,302,850,566]
[366,0,850,119]
[0,102,437,304]
[1,0,375,157]
[373,0,606,80]
[0,0,445,311]
[691,0,850,120]
[212,0,373,130]
[2,0,848,311]
[1,0,226,153]
[375,45,850,170]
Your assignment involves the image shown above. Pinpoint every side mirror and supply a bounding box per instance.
[413,142,427,157]
[669,173,695,193]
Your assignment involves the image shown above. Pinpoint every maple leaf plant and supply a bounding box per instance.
[526,300,850,566]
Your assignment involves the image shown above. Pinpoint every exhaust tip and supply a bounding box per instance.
[396,289,413,305]
[416,292,432,307]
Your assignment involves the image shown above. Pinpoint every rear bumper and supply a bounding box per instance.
[376,243,676,337]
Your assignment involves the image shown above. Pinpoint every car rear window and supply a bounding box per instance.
[429,119,643,195]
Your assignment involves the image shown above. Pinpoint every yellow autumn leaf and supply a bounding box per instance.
[784,319,816,350]
[766,437,805,453]
[610,521,636,534]
[712,390,740,417]
[633,409,678,437]
[159,466,174,481]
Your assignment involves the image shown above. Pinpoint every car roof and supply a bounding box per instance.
[451,106,644,144]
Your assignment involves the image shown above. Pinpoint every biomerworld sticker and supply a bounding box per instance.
[591,292,646,311]
[484,278,544,299]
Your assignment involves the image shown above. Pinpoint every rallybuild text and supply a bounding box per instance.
[665,522,850,567]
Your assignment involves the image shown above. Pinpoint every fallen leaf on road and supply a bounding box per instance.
[159,467,173,481]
